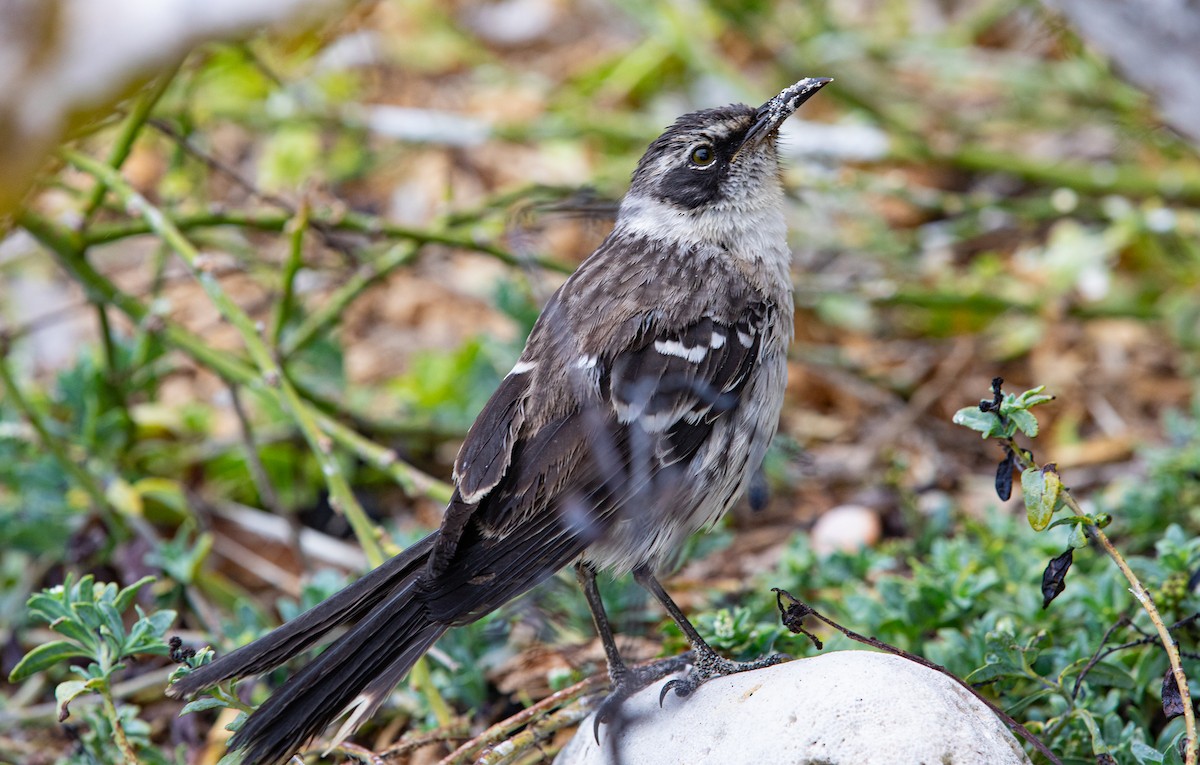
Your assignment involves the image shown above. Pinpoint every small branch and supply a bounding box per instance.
[80,207,573,274]
[379,726,470,762]
[63,149,388,568]
[81,67,179,222]
[281,241,419,359]
[144,117,356,260]
[477,702,587,765]
[98,681,140,765]
[19,208,452,507]
[1093,527,1196,761]
[227,383,286,519]
[1071,615,1132,700]
[226,382,308,571]
[436,674,606,765]
[1003,439,1197,765]
[270,201,309,349]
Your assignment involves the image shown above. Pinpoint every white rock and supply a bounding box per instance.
[810,504,882,556]
[555,650,1031,765]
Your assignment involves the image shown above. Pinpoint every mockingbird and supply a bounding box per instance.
[168,77,831,764]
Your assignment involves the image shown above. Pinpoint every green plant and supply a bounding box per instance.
[9,575,176,762]
[954,379,1197,765]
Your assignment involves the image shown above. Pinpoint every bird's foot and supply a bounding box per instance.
[658,649,788,705]
[592,653,692,742]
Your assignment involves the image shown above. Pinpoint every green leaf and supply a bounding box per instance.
[1022,468,1051,531]
[1069,522,1089,549]
[124,609,177,655]
[1075,708,1112,757]
[222,710,249,733]
[105,476,144,516]
[133,476,189,518]
[180,697,232,715]
[1071,660,1136,690]
[8,641,91,682]
[1130,741,1165,764]
[114,575,156,613]
[97,601,125,643]
[1040,465,1062,521]
[965,659,1024,684]
[1003,686,1057,715]
[49,615,96,650]
[1008,408,1039,437]
[1047,515,1092,530]
[73,602,103,631]
[217,751,247,765]
[1015,386,1055,408]
[953,407,1002,438]
[144,608,178,637]
[27,591,73,623]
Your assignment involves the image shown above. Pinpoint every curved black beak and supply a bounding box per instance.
[734,77,833,159]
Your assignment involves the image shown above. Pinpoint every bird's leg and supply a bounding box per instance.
[575,563,691,741]
[633,565,786,704]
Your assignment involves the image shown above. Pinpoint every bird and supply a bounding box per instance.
[167,76,832,764]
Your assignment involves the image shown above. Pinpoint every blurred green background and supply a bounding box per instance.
[1,0,1198,762]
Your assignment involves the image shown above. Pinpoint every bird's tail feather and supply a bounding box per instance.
[230,576,447,765]
[168,534,437,699]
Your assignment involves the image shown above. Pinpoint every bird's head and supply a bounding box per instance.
[617,78,831,247]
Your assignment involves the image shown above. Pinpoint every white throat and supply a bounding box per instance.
[615,191,792,291]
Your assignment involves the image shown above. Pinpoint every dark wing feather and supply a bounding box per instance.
[605,302,772,464]
[421,296,775,625]
[422,410,596,623]
[453,370,530,500]
[432,371,532,575]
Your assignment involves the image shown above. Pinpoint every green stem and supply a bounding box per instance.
[270,202,308,349]
[408,657,453,728]
[831,71,1200,205]
[93,303,135,449]
[282,241,419,358]
[863,289,1161,321]
[314,411,453,504]
[98,680,140,765]
[80,208,573,274]
[891,140,1200,206]
[18,208,453,506]
[82,67,179,222]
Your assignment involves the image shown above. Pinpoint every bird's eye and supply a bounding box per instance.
[690,145,715,166]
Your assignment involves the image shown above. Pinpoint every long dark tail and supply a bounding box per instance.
[168,533,446,765]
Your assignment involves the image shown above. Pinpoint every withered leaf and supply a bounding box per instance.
[1163,668,1185,719]
[995,451,1014,501]
[1041,548,1073,609]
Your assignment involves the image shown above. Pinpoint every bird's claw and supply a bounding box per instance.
[590,654,692,743]
[590,651,787,741]
[656,651,789,708]
[658,679,679,706]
